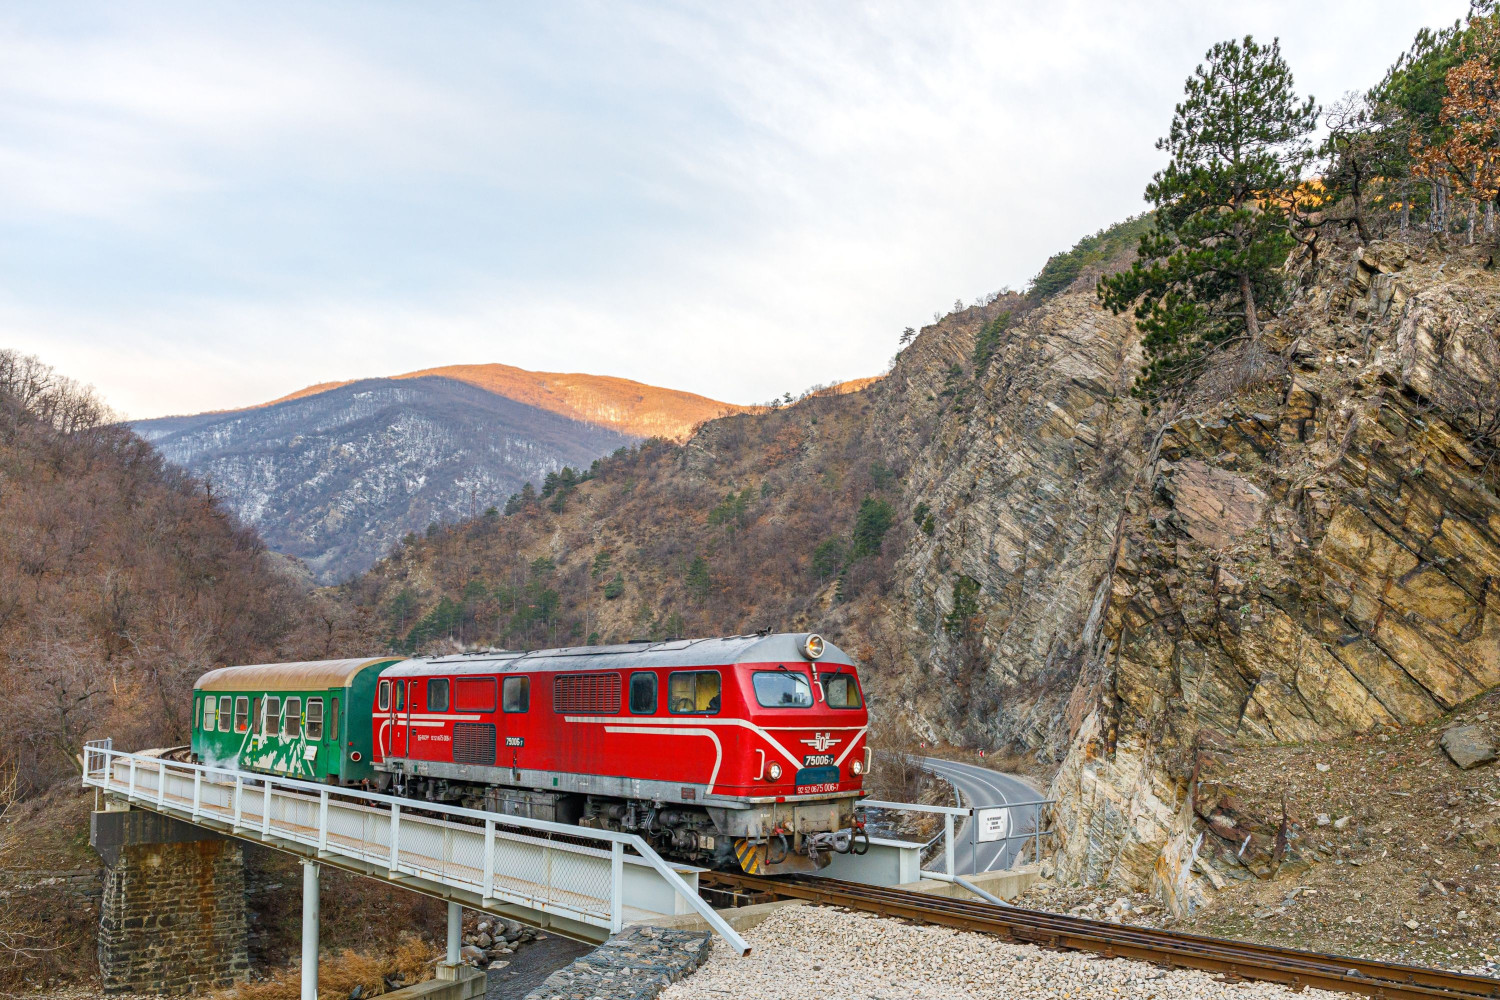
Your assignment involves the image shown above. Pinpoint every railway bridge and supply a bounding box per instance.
[82,741,752,998]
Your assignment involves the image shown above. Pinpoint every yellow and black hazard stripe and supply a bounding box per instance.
[734,838,766,875]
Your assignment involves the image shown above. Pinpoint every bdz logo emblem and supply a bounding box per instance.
[801,732,839,752]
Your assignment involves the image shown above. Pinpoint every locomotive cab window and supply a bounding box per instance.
[503,676,529,713]
[821,673,863,709]
[668,671,720,715]
[264,697,281,735]
[395,682,405,712]
[306,698,324,740]
[283,697,302,738]
[234,696,250,733]
[377,679,390,711]
[629,672,657,714]
[427,678,449,712]
[752,670,813,708]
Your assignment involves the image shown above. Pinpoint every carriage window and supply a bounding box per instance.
[427,678,450,712]
[553,673,621,714]
[821,673,863,709]
[753,671,813,709]
[306,698,324,740]
[234,696,250,733]
[218,696,233,730]
[264,697,281,735]
[668,671,721,715]
[377,679,390,711]
[503,676,529,713]
[456,677,497,712]
[283,697,302,738]
[330,697,339,741]
[629,672,657,714]
[203,697,216,732]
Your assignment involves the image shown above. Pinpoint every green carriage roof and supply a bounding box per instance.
[195,657,399,693]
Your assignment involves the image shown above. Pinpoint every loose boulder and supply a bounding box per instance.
[1440,725,1497,770]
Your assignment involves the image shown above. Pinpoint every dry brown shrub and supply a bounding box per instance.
[214,933,438,1000]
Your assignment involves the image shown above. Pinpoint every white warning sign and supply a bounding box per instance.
[976,807,1010,843]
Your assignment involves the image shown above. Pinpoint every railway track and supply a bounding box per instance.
[701,872,1500,999]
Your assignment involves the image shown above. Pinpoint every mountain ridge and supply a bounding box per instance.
[226,362,758,443]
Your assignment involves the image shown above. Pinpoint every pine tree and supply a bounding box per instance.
[1100,36,1317,399]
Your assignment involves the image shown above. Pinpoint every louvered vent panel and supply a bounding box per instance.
[452,723,497,766]
[553,673,622,714]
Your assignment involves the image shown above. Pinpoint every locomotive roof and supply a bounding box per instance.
[195,657,400,692]
[380,632,856,677]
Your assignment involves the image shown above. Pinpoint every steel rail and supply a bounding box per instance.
[701,873,1500,1000]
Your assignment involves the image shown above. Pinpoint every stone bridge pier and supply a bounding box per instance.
[91,808,249,994]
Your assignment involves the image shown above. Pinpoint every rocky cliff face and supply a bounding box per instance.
[874,277,1148,751]
[1047,240,1500,908]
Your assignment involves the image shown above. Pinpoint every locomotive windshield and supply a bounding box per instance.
[820,673,863,709]
[752,670,813,708]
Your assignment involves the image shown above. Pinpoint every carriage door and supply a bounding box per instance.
[387,680,405,758]
[403,680,414,757]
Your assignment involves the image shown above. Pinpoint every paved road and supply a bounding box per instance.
[920,757,1042,875]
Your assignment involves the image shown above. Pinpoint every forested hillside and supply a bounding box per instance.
[0,351,379,794]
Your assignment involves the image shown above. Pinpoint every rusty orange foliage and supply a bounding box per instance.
[1413,15,1500,201]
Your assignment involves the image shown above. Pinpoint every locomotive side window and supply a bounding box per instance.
[553,673,621,714]
[821,673,863,709]
[456,677,497,712]
[264,697,281,735]
[629,672,657,714]
[752,670,812,708]
[377,679,390,711]
[395,682,405,712]
[428,678,450,712]
[667,671,721,715]
[503,676,529,713]
[284,697,302,738]
[306,698,324,740]
[234,696,250,733]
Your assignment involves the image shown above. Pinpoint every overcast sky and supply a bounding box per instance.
[2,1,1463,418]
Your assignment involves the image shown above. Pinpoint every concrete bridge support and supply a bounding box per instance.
[91,809,249,994]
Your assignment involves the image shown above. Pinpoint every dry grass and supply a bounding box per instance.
[214,933,439,1000]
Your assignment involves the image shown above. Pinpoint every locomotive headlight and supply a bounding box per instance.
[802,634,825,660]
[767,763,783,781]
[851,759,863,775]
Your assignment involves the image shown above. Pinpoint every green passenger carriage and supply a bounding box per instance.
[190,657,400,784]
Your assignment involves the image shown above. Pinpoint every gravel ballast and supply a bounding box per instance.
[660,905,1348,1000]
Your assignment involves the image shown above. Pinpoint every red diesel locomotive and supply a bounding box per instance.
[371,632,870,874]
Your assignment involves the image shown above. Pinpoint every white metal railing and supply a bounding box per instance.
[858,797,1055,886]
[82,740,749,954]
